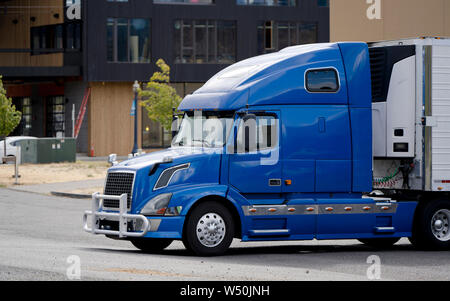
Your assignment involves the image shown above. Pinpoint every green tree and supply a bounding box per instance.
[0,76,22,157]
[140,59,182,131]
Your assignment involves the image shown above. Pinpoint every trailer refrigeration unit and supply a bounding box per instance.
[84,37,450,256]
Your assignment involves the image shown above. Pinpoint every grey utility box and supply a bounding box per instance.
[16,139,37,164]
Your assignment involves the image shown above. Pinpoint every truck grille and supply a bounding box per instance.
[103,172,135,209]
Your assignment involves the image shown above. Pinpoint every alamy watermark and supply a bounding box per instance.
[366,255,381,280]
[366,0,382,20]
[66,255,81,280]
[171,110,279,166]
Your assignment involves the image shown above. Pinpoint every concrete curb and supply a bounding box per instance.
[50,191,91,199]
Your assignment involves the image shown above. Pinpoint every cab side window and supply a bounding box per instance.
[306,68,339,92]
[236,114,278,153]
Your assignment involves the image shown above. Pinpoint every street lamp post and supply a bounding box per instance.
[131,80,139,155]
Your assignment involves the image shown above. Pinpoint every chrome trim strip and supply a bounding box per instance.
[148,219,161,232]
[251,229,290,234]
[242,202,398,216]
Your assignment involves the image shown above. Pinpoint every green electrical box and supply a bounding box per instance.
[14,138,76,164]
[35,138,76,164]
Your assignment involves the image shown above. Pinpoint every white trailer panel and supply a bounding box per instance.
[432,44,450,191]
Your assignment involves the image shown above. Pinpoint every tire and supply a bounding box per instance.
[182,201,234,256]
[410,200,450,250]
[130,238,173,253]
[358,238,401,249]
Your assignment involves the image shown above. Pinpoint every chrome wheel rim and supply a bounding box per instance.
[196,213,226,248]
[431,209,450,242]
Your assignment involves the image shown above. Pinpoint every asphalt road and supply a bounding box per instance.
[1,188,449,281]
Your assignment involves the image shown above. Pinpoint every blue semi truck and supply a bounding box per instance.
[84,37,450,256]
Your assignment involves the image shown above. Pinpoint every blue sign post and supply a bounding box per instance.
[130,99,136,117]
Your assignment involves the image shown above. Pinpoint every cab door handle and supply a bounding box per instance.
[269,179,281,186]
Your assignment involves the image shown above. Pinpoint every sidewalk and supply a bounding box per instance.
[8,178,104,199]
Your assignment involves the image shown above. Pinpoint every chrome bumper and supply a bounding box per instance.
[83,192,149,238]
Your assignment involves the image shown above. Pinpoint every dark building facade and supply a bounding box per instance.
[0,0,329,156]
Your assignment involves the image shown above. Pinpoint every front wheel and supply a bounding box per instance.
[182,201,234,256]
[130,238,173,253]
[410,200,450,250]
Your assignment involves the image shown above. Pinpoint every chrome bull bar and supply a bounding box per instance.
[83,192,149,238]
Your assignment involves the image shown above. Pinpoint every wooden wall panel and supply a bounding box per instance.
[383,0,445,40]
[330,0,383,42]
[0,0,63,67]
[330,0,450,42]
[88,82,142,157]
[445,0,450,37]
[32,0,64,27]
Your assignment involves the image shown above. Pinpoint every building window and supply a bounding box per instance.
[11,98,32,137]
[21,98,32,136]
[107,18,151,63]
[46,96,65,138]
[155,0,214,3]
[31,24,64,55]
[174,20,236,64]
[305,68,339,93]
[65,22,82,51]
[257,21,317,54]
[142,112,172,148]
[237,0,295,6]
[31,23,81,55]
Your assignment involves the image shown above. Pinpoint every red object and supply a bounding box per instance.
[38,83,64,97]
[74,87,91,138]
[156,208,167,215]
[5,84,32,97]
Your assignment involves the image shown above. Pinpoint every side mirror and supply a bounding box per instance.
[171,115,180,139]
[108,153,118,166]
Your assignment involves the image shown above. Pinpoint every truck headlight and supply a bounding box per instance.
[139,193,172,216]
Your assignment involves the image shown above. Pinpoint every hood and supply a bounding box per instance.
[110,147,222,171]
[108,147,223,211]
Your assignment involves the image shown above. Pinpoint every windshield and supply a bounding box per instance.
[172,111,234,148]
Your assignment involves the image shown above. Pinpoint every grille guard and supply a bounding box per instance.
[83,192,149,238]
